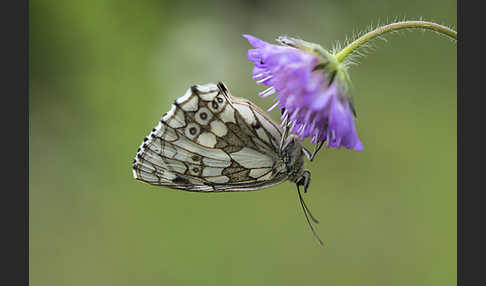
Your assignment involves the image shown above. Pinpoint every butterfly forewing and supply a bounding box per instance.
[132,82,288,192]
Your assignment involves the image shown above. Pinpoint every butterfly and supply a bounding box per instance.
[132,82,323,245]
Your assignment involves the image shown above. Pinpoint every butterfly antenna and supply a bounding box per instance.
[297,186,324,246]
[300,194,320,224]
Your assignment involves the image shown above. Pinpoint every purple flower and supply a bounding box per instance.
[243,34,363,151]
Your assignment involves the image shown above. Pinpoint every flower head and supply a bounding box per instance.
[243,34,363,151]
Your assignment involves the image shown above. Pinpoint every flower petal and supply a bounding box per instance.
[244,35,363,152]
[243,34,269,49]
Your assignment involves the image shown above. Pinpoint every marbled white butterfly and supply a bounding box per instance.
[132,82,323,244]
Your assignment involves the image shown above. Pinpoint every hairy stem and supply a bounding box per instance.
[335,21,457,63]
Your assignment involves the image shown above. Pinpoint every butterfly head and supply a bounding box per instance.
[296,169,311,193]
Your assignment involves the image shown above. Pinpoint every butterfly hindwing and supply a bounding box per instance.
[132,82,289,192]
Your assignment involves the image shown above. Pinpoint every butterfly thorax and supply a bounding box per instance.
[280,134,307,183]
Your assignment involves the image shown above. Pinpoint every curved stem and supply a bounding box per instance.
[335,21,457,63]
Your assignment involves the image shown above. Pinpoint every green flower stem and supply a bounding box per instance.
[335,21,457,63]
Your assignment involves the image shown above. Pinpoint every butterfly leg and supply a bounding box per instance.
[302,147,312,161]
[300,127,325,162]
[308,139,325,162]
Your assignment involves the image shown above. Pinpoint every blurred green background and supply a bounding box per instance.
[30,0,456,285]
